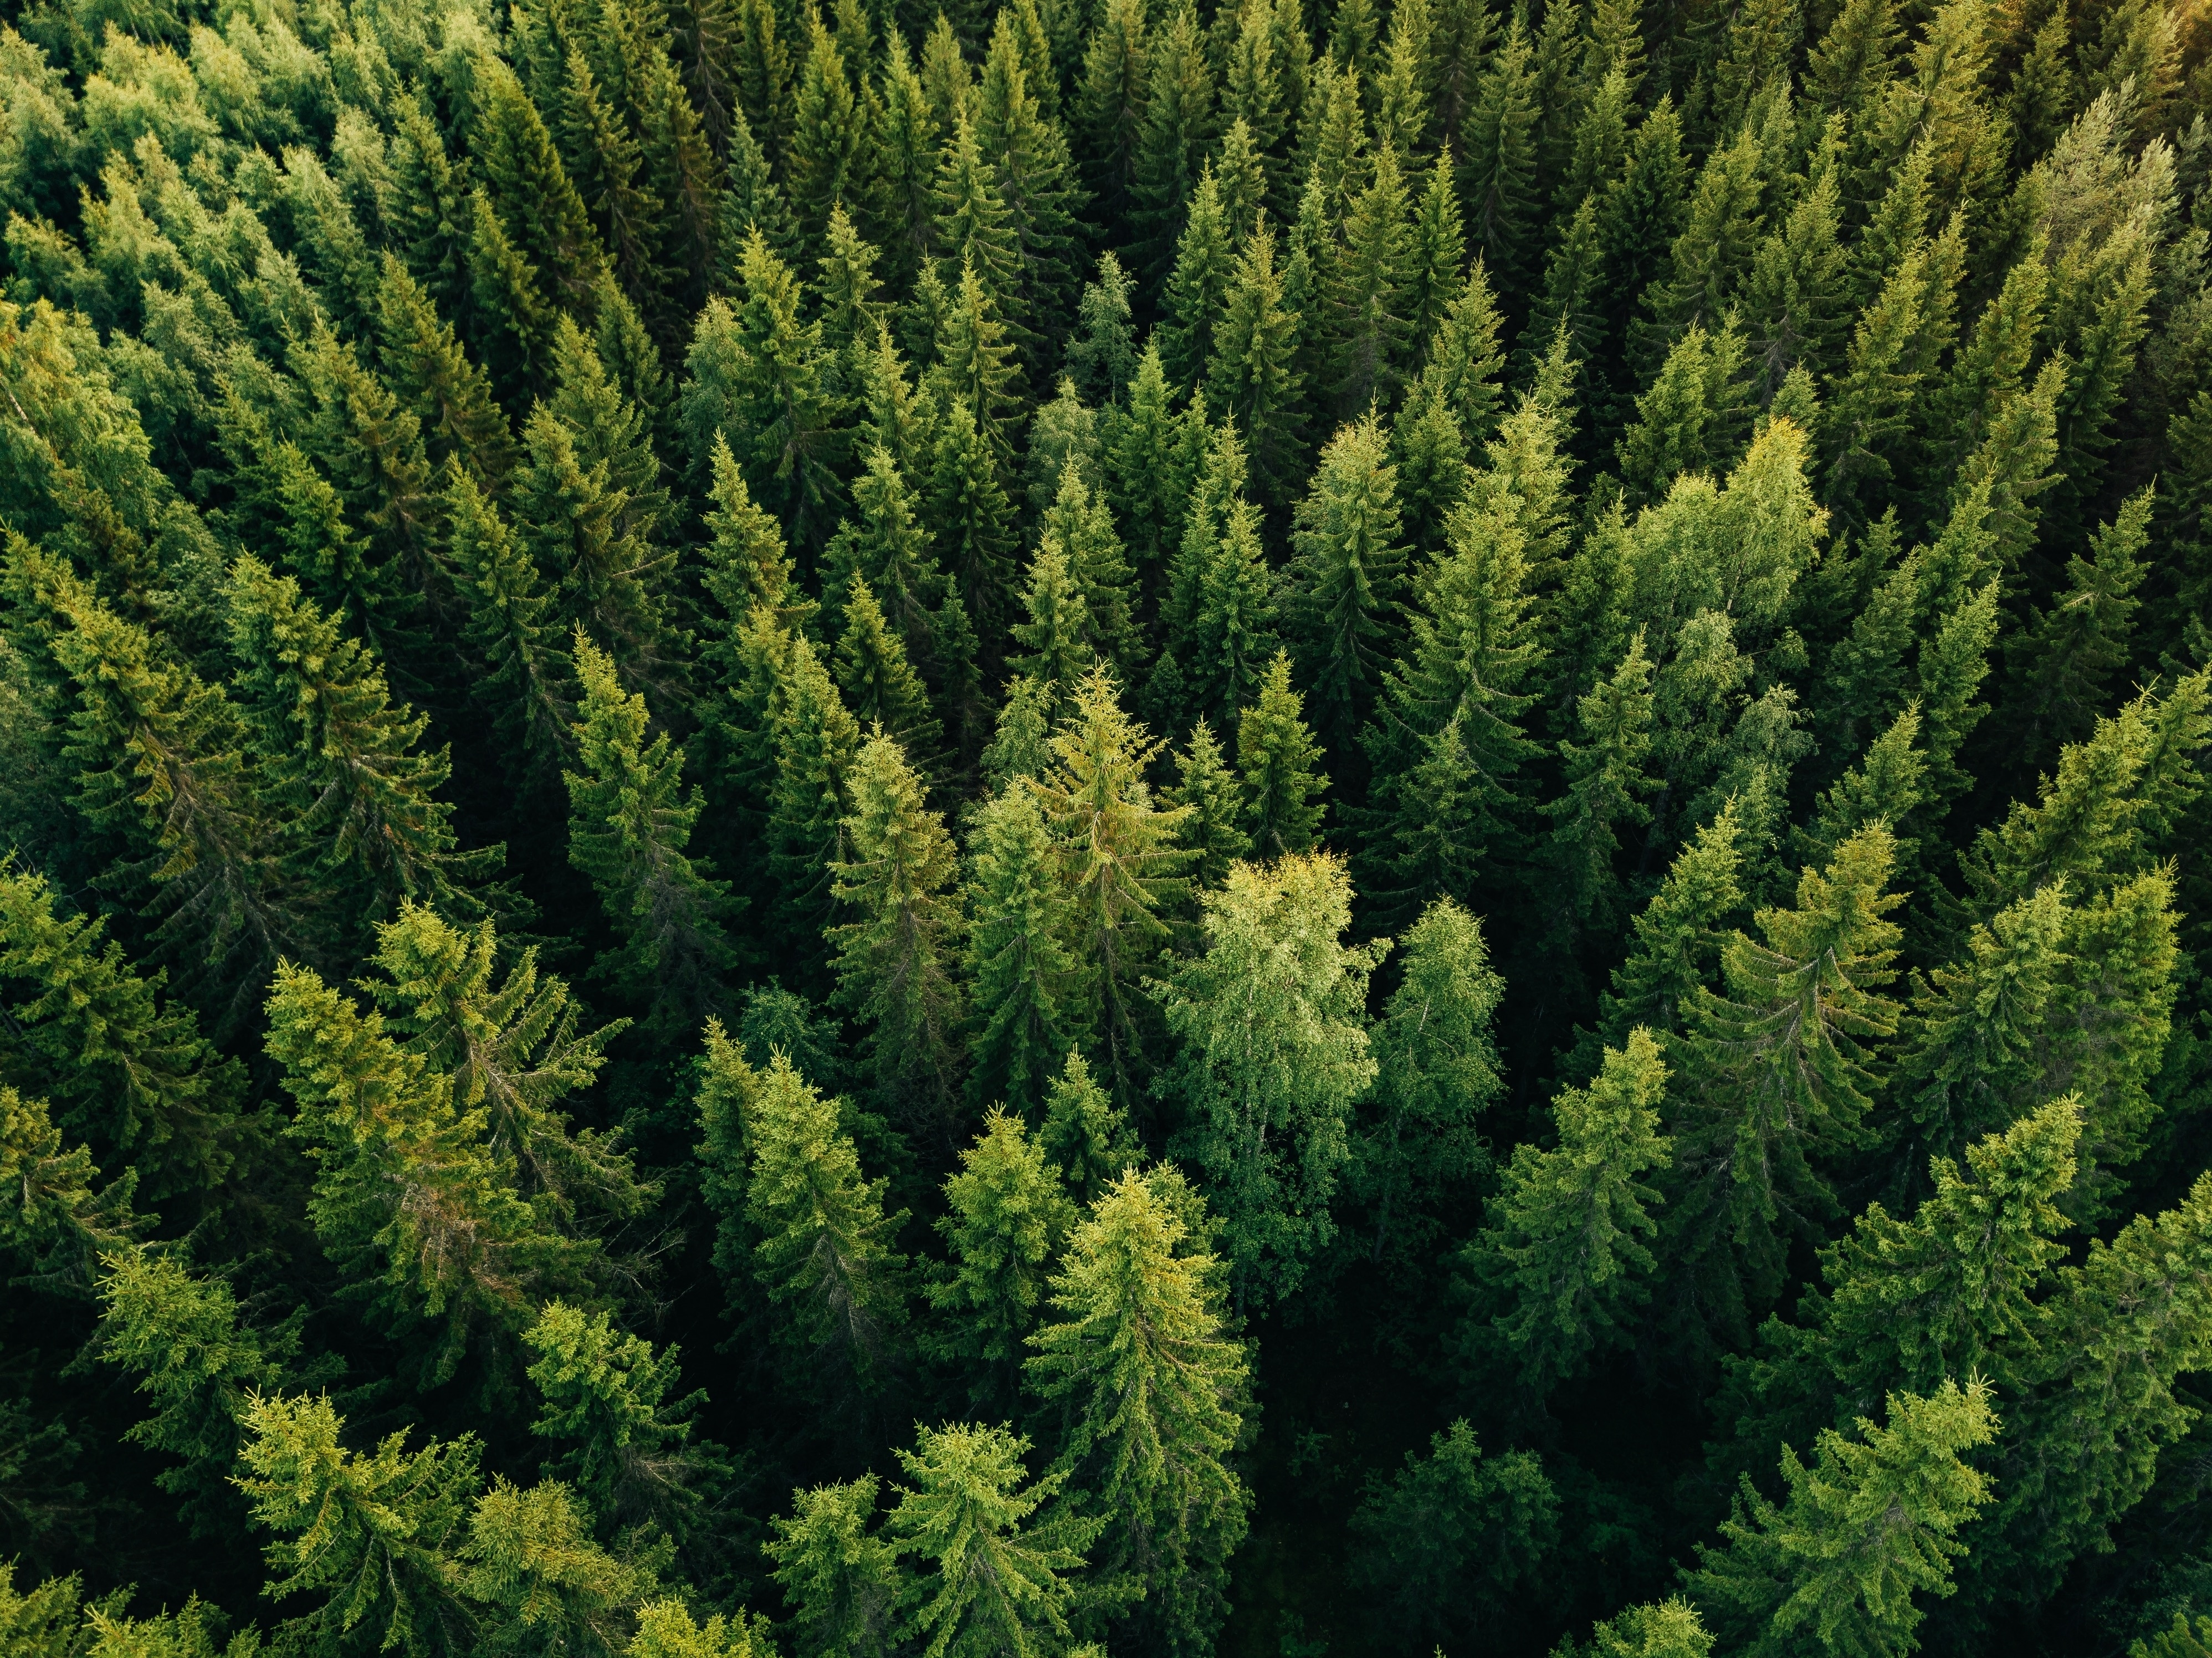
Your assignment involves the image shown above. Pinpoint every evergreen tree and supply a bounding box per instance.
[744,1050,908,1385]
[1460,15,1541,296]
[226,556,487,932]
[1037,1050,1139,1202]
[1159,169,1236,392]
[1237,652,1330,858]
[1355,896,1504,1270]
[1284,411,1407,754]
[964,781,1079,1115]
[264,961,592,1388]
[445,469,577,791]
[523,1300,729,1546]
[1206,218,1305,504]
[888,1422,1093,1658]
[1007,539,1093,711]
[1469,1029,1671,1391]
[1170,717,1251,890]
[1026,1168,1248,1650]
[1347,1420,1558,1651]
[0,861,250,1200]
[1129,1,1217,269]
[925,1107,1077,1414]
[829,731,965,1119]
[1544,632,1658,937]
[1030,667,1193,1107]
[564,634,738,1035]
[1688,1380,1998,1656]
[766,1475,905,1658]
[1158,852,1383,1307]
[834,577,946,768]
[234,1393,480,1658]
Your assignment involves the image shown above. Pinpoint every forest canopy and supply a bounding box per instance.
[0,0,2209,1647]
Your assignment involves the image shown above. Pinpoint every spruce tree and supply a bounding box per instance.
[1544,632,1658,937]
[1158,852,1383,1307]
[1356,896,1504,1270]
[564,634,738,1036]
[263,961,592,1388]
[1026,1169,1248,1650]
[1237,652,1330,858]
[234,1393,480,1658]
[744,1050,908,1385]
[828,731,965,1119]
[925,1107,1077,1414]
[1284,411,1408,755]
[1037,1050,1139,1202]
[1007,538,1093,711]
[0,861,250,1200]
[523,1300,729,1547]
[964,781,1079,1115]
[1158,168,1236,392]
[888,1422,1093,1658]
[444,469,577,791]
[834,576,946,769]
[1469,1029,1671,1391]
[1206,218,1305,504]
[1170,717,1251,889]
[1030,667,1193,1107]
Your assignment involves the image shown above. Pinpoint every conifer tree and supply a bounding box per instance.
[445,469,577,790]
[1206,218,1305,503]
[1030,667,1193,1106]
[1158,169,1236,392]
[93,1247,296,1537]
[964,782,1079,1114]
[1073,0,1152,222]
[1663,827,1904,1351]
[226,556,485,932]
[1037,1050,1139,1202]
[376,257,518,495]
[523,1301,729,1547]
[1284,412,1407,754]
[925,1108,1077,1414]
[1039,461,1143,677]
[1007,539,1093,712]
[1329,142,1416,412]
[888,1422,1093,1658]
[1687,1380,1998,1656]
[1999,485,2151,764]
[564,634,738,1036]
[361,902,641,1218]
[1469,1030,1671,1391]
[834,577,946,768]
[829,731,965,1118]
[1159,852,1382,1307]
[234,1393,480,1658]
[1347,1420,1558,1652]
[929,392,1020,647]
[1170,717,1252,890]
[1026,1168,1248,1650]
[744,1050,908,1384]
[1186,499,1282,730]
[1129,0,1217,268]
[1068,252,1140,408]
[264,961,592,1388]
[0,1083,140,1293]
[0,861,250,1199]
[1460,15,1541,295]
[766,1475,906,1658]
[766,633,863,963]
[1237,652,1330,858]
[977,9,1085,356]
[1545,632,1658,935]
[1356,897,1504,1270]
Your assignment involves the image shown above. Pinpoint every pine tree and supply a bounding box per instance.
[0,861,250,1200]
[1030,666,1193,1107]
[523,1301,728,1547]
[1074,0,1152,222]
[1067,252,1140,408]
[1129,0,1216,270]
[459,1471,659,1657]
[1459,14,1540,296]
[1026,1169,1248,1649]
[1356,896,1504,1270]
[1158,852,1382,1307]
[1186,499,1282,730]
[1237,652,1329,858]
[1999,485,2151,764]
[263,961,591,1389]
[376,256,518,495]
[475,66,609,326]
[977,9,1085,360]
[829,731,964,1119]
[564,634,738,1035]
[929,392,1020,647]
[1329,142,1416,412]
[1347,1420,1557,1651]
[745,1049,908,1384]
[765,633,863,964]
[1687,1380,1998,1656]
[1469,1029,1671,1391]
[1039,460,1143,677]
[0,1083,140,1293]
[964,781,1079,1115]
[925,1107,1077,1414]
[888,1422,1093,1658]
[235,1393,480,1658]
[785,7,875,243]
[1284,412,1407,755]
[226,556,487,932]
[1555,1599,1715,1658]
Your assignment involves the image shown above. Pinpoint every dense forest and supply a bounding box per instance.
[0,0,2208,1641]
